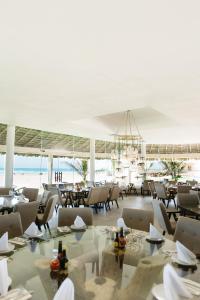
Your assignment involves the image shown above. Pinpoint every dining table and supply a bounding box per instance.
[1,226,200,300]
[178,204,200,220]
[60,188,90,206]
[0,196,21,213]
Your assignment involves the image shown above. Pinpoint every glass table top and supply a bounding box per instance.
[3,226,200,300]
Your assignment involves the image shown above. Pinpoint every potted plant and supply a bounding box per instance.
[162,160,185,182]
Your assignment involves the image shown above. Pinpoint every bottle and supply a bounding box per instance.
[57,241,63,261]
[114,232,119,249]
[60,249,69,270]
[119,227,126,249]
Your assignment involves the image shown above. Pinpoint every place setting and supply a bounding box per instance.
[0,233,15,256]
[0,257,32,299]
[151,263,200,300]
[172,241,198,271]
[146,224,165,244]
[70,216,87,231]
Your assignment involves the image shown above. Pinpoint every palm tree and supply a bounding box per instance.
[65,158,88,184]
[162,160,185,181]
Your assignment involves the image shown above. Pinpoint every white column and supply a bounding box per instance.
[141,142,146,160]
[48,155,53,184]
[90,138,95,183]
[5,125,15,188]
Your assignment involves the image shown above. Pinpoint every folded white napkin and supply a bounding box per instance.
[0,233,9,252]
[18,195,29,203]
[176,241,196,264]
[117,217,128,229]
[0,258,9,296]
[149,223,163,240]
[53,278,74,300]
[74,216,86,228]
[163,264,192,300]
[24,222,39,236]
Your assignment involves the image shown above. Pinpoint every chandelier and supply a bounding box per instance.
[111,110,144,170]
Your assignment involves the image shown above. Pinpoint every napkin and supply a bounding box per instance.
[0,258,9,296]
[74,216,86,228]
[176,241,196,265]
[117,218,128,229]
[163,264,192,300]
[149,223,163,240]
[0,233,9,252]
[53,278,74,300]
[24,222,39,236]
[18,195,29,203]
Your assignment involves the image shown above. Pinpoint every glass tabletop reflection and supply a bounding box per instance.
[5,226,200,300]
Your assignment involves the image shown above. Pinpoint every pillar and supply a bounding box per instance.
[48,155,53,184]
[90,139,95,183]
[5,125,15,188]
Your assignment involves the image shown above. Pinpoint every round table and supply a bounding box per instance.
[4,226,200,300]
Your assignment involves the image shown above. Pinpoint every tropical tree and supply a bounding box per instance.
[161,160,185,181]
[65,158,88,184]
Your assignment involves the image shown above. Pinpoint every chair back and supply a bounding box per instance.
[42,195,58,224]
[98,187,110,203]
[22,188,39,202]
[58,207,93,227]
[0,188,10,196]
[177,185,191,193]
[148,181,156,196]
[173,216,200,253]
[158,201,175,235]
[0,212,23,238]
[154,182,167,199]
[109,186,120,201]
[40,190,52,205]
[15,201,39,232]
[177,193,199,207]
[142,180,153,192]
[87,187,101,205]
[122,208,153,232]
[152,199,167,233]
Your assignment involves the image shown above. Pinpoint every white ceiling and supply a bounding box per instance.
[1,0,200,144]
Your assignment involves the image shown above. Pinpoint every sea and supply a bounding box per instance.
[0,167,74,174]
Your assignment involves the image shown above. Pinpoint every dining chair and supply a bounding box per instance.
[22,188,39,202]
[177,193,199,207]
[84,187,101,213]
[148,181,157,199]
[0,212,23,238]
[107,185,120,209]
[152,200,176,235]
[177,185,191,193]
[98,187,110,210]
[0,188,10,196]
[154,182,176,207]
[58,207,93,227]
[15,201,39,233]
[35,195,58,231]
[141,180,153,196]
[40,190,53,206]
[173,216,200,254]
[122,208,153,232]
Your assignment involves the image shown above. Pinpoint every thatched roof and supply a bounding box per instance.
[0,123,200,159]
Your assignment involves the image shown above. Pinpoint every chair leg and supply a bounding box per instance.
[115,200,119,208]
[46,222,51,233]
[94,204,98,214]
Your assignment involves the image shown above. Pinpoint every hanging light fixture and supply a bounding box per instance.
[111,110,144,168]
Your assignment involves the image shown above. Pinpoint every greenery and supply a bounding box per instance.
[162,160,185,181]
[65,158,88,184]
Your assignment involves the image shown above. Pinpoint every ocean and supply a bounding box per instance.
[0,167,74,174]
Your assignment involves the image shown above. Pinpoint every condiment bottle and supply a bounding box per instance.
[57,241,63,261]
